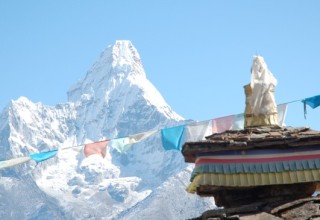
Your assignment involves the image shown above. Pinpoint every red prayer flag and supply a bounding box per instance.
[84,140,108,158]
[212,115,234,133]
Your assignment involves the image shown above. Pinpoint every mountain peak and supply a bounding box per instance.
[67,40,183,141]
[111,40,142,66]
[67,40,145,103]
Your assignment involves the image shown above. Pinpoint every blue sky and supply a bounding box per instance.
[1,1,319,129]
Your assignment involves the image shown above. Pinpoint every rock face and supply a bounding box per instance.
[192,196,320,220]
[0,40,215,219]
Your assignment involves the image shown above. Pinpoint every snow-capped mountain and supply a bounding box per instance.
[0,40,215,219]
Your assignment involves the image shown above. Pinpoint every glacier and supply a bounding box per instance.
[0,40,215,219]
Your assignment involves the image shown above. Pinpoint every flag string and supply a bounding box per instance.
[0,94,319,170]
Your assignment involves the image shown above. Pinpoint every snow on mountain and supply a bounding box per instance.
[0,40,215,219]
[68,40,183,141]
[0,98,75,219]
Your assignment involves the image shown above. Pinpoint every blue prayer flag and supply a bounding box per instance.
[161,125,185,151]
[303,95,320,109]
[29,150,58,163]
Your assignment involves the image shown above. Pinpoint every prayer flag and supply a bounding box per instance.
[212,115,234,133]
[212,114,245,133]
[185,120,211,142]
[84,140,108,158]
[110,130,157,154]
[29,150,58,163]
[110,137,132,154]
[277,103,288,126]
[212,115,235,133]
[303,95,320,109]
[161,125,185,151]
[233,113,244,130]
[0,157,31,170]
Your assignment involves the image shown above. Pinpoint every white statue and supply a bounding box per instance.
[244,56,278,128]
